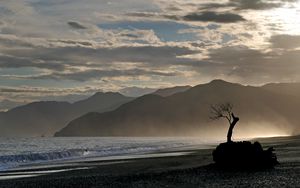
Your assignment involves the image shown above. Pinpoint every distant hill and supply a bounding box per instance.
[119,85,192,98]
[119,87,157,97]
[0,92,133,137]
[72,92,133,114]
[55,80,300,139]
[152,85,191,97]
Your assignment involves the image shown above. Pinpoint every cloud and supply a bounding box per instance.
[269,34,300,49]
[125,11,181,21]
[0,1,35,15]
[114,29,161,44]
[2,44,198,69]
[0,85,101,95]
[0,31,200,83]
[183,11,246,23]
[0,34,48,48]
[68,21,88,29]
[8,31,300,85]
[200,0,283,11]
[187,44,300,84]
[230,0,282,10]
[1,0,300,104]
[126,10,246,24]
[28,68,180,81]
[0,54,66,71]
[51,39,94,47]
[0,99,26,112]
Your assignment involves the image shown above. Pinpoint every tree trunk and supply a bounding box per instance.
[227,113,239,142]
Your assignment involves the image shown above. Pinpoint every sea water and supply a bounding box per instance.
[1,136,299,172]
[0,137,216,171]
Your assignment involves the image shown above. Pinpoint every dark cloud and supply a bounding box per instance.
[126,12,157,18]
[183,11,246,23]
[0,87,50,93]
[126,10,244,23]
[200,0,283,11]
[68,21,87,29]
[3,45,198,68]
[165,5,183,12]
[0,55,66,71]
[52,39,93,46]
[198,3,230,10]
[205,46,265,64]
[0,35,94,49]
[126,12,180,20]
[230,0,281,10]
[0,39,199,82]
[270,34,300,49]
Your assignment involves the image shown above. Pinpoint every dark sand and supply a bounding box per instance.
[0,137,300,188]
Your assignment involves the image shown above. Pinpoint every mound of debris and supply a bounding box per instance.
[213,141,279,169]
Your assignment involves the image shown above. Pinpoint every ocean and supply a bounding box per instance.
[0,137,216,171]
[0,136,299,185]
[0,136,299,174]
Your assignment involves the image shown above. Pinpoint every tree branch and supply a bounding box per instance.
[210,103,233,123]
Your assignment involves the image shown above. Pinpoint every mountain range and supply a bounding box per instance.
[152,85,191,97]
[0,85,190,137]
[0,92,133,137]
[55,80,300,139]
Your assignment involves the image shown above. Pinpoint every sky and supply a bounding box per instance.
[1,0,300,110]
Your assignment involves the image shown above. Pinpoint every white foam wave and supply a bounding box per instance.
[0,137,214,171]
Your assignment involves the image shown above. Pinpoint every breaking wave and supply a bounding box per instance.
[0,137,213,171]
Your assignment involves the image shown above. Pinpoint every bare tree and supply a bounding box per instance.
[210,103,239,142]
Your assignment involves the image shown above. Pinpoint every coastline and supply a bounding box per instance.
[0,136,299,187]
[0,147,299,187]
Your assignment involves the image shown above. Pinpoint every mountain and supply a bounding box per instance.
[152,85,191,97]
[119,85,192,97]
[119,86,157,97]
[0,94,92,112]
[55,80,300,139]
[0,92,133,137]
[72,92,133,114]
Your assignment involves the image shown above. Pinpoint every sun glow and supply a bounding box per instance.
[250,133,290,139]
[263,2,300,35]
[232,121,292,140]
[234,133,291,141]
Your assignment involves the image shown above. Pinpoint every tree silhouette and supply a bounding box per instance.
[210,103,239,142]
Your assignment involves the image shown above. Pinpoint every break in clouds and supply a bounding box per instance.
[1,0,300,110]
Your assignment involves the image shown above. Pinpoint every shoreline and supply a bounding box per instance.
[0,149,213,187]
[0,147,299,188]
[0,136,299,187]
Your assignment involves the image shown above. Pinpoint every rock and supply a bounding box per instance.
[212,141,279,169]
